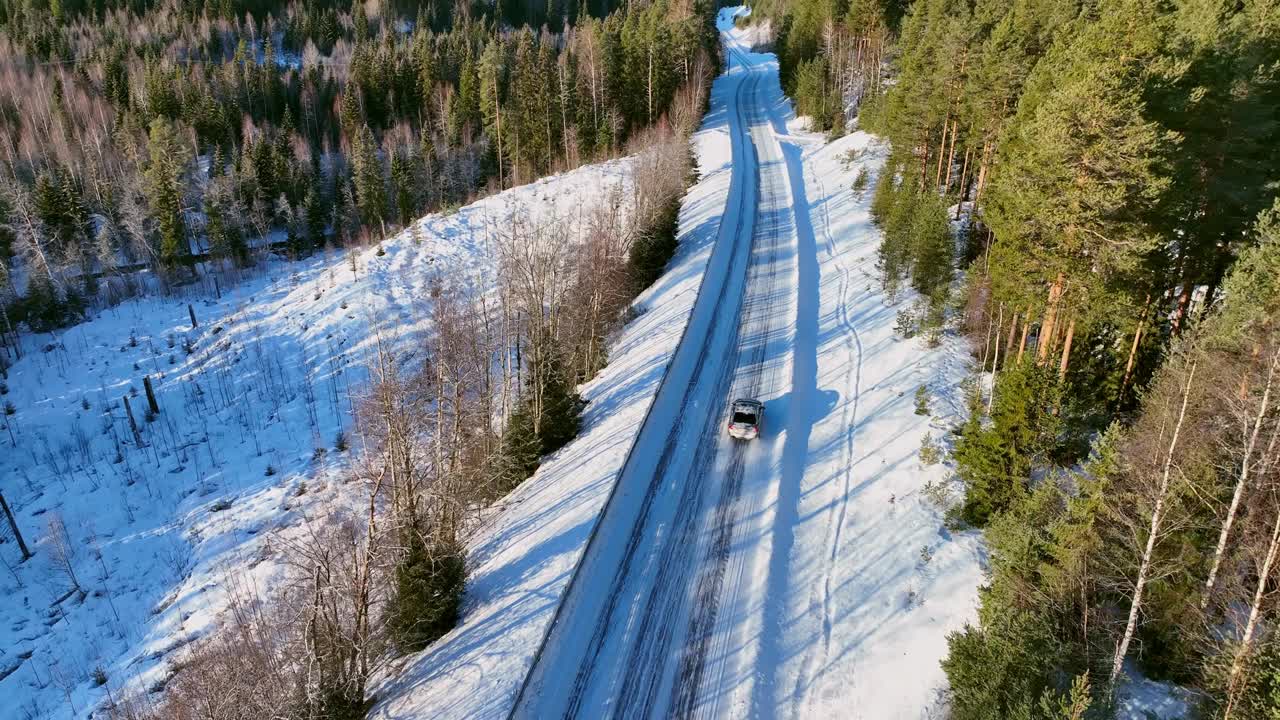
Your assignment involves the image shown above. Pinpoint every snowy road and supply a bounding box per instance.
[511,14,809,719]
[505,8,987,720]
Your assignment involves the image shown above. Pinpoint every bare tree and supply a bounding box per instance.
[46,513,82,595]
[1204,346,1280,605]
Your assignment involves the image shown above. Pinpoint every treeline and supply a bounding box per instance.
[745,0,906,131]
[0,0,717,335]
[768,0,1280,713]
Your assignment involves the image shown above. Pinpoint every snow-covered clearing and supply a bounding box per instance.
[0,157,629,720]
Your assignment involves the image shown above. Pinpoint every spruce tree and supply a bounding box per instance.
[351,126,387,234]
[144,118,189,270]
[387,530,467,652]
[535,356,585,456]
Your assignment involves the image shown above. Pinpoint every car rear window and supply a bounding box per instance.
[732,411,757,424]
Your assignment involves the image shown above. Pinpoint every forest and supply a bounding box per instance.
[0,0,717,336]
[758,0,1280,715]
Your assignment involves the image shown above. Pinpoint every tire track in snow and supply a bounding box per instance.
[611,45,771,718]
[791,149,865,719]
[670,56,786,717]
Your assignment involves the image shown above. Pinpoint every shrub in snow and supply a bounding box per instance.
[914,385,931,415]
[895,309,916,338]
[922,478,951,509]
[3,401,14,415]
[920,432,943,465]
[851,167,870,196]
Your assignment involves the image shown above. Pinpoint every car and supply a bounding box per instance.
[727,398,764,440]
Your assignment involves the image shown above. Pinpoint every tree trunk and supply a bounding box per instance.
[123,395,144,447]
[954,147,972,220]
[981,301,995,375]
[1006,310,1019,356]
[1038,273,1064,363]
[1058,316,1076,381]
[647,44,654,127]
[988,304,1003,416]
[1119,296,1150,403]
[934,118,951,189]
[972,139,992,210]
[941,120,959,195]
[1017,307,1032,365]
[1109,360,1197,690]
[0,492,31,561]
[494,77,504,189]
[143,376,160,415]
[1223,485,1280,719]
[1171,280,1193,337]
[1203,347,1279,606]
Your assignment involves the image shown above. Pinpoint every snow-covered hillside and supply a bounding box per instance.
[0,158,630,719]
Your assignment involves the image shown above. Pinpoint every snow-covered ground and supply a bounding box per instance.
[0,158,630,719]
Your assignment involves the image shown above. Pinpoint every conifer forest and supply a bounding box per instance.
[757,0,1280,714]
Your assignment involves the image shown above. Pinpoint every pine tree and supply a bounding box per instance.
[793,56,832,130]
[1152,0,1280,323]
[984,0,1171,341]
[908,190,954,300]
[955,361,1060,526]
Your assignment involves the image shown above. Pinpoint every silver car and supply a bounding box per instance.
[727,399,764,440]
